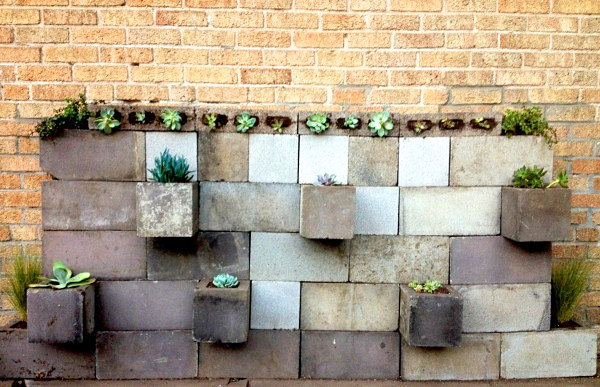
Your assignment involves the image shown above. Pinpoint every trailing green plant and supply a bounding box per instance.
[473,116,491,129]
[161,109,183,131]
[369,112,394,137]
[306,113,329,134]
[502,106,557,146]
[409,280,443,294]
[236,112,257,133]
[94,108,120,134]
[212,273,239,288]
[135,111,146,123]
[5,252,42,322]
[35,94,89,139]
[271,118,285,133]
[148,149,193,183]
[316,173,341,186]
[344,115,359,129]
[547,171,569,189]
[204,113,218,129]
[30,261,95,290]
[552,260,591,325]
[512,166,569,189]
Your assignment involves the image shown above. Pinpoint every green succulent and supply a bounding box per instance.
[161,109,183,131]
[369,112,394,137]
[94,108,120,134]
[547,171,569,189]
[473,116,491,129]
[344,115,359,129]
[512,166,547,189]
[29,261,95,290]
[271,118,285,133]
[502,106,557,146]
[306,113,330,134]
[148,149,193,183]
[236,112,257,133]
[316,173,341,186]
[212,273,239,288]
[35,94,90,139]
[412,120,429,133]
[204,113,218,129]
[409,280,443,294]
[135,111,146,123]
[440,118,456,129]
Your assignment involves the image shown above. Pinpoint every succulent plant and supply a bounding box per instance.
[135,111,146,123]
[412,120,429,134]
[512,166,547,189]
[29,261,95,290]
[316,173,341,186]
[440,118,456,129]
[236,112,257,133]
[148,149,193,183]
[306,113,330,134]
[368,112,394,137]
[35,94,89,139]
[547,171,569,189]
[409,280,443,294]
[344,115,359,129]
[473,116,491,129]
[271,118,285,133]
[212,273,239,288]
[94,108,120,134]
[204,113,218,129]
[161,109,183,131]
[502,105,557,146]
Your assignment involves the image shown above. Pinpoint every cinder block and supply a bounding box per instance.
[300,185,355,240]
[401,187,501,235]
[42,180,136,231]
[455,284,550,333]
[450,136,553,186]
[198,132,248,182]
[501,329,597,379]
[147,232,249,281]
[251,281,300,330]
[355,187,399,235]
[401,334,500,381]
[349,235,449,283]
[91,105,195,132]
[301,283,399,331]
[299,135,349,184]
[199,182,299,232]
[198,330,300,379]
[250,232,349,282]
[450,236,551,284]
[96,331,198,380]
[301,331,400,380]
[249,134,298,183]
[348,137,398,186]
[40,129,145,181]
[398,137,450,187]
[146,131,198,181]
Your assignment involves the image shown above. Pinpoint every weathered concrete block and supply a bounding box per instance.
[146,131,198,181]
[401,334,500,381]
[193,280,249,343]
[96,331,198,380]
[300,185,356,240]
[199,182,299,232]
[97,281,195,330]
[27,285,94,345]
[348,137,398,186]
[450,136,553,186]
[349,236,449,283]
[42,180,136,231]
[501,187,571,242]
[43,231,146,280]
[301,283,399,331]
[198,132,248,182]
[250,232,349,282]
[455,284,550,332]
[301,331,400,380]
[198,330,300,379]
[299,135,349,184]
[450,236,551,284]
[501,329,597,379]
[41,129,145,181]
[355,187,399,235]
[401,187,501,235]
[251,281,300,330]
[400,285,462,347]
[136,182,198,237]
[398,137,450,187]
[249,134,298,183]
[147,232,249,281]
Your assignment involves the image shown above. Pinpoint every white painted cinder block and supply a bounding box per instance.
[251,281,300,330]
[299,135,349,184]
[249,134,298,183]
[398,137,450,187]
[146,132,198,181]
[355,187,399,235]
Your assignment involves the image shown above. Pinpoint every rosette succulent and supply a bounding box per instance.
[236,112,257,133]
[212,273,239,288]
[30,261,95,290]
[316,173,341,186]
[94,108,120,134]
[306,113,329,134]
[368,111,394,137]
[161,109,183,131]
[344,115,359,129]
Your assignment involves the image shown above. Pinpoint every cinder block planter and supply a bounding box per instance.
[193,279,249,343]
[26,284,95,345]
[136,182,198,237]
[400,285,463,347]
[300,185,356,240]
[501,187,571,242]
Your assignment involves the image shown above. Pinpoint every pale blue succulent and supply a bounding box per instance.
[368,111,394,137]
[212,273,239,288]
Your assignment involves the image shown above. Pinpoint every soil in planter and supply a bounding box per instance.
[128,111,156,125]
[413,286,451,295]
[552,320,581,329]
[439,119,464,131]
[407,120,433,134]
[202,113,228,129]
[207,281,240,289]
[10,320,27,329]
[336,117,362,130]
[470,118,497,130]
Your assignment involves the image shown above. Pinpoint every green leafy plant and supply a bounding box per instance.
[411,120,430,134]
[148,149,193,183]
[306,113,330,134]
[30,261,95,290]
[547,171,569,189]
[512,166,569,189]
[344,115,359,129]
[135,111,146,123]
[236,112,257,133]
[35,94,90,139]
[161,109,183,131]
[473,116,491,129]
[204,113,218,129]
[409,280,443,294]
[5,252,42,322]
[94,108,120,134]
[369,112,394,137]
[271,118,285,133]
[440,118,456,129]
[552,260,591,325]
[502,106,557,146]
[212,273,239,288]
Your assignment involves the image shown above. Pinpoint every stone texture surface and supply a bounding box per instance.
[455,284,551,333]
[199,182,299,232]
[398,137,450,187]
[198,330,300,379]
[301,331,400,380]
[501,329,597,379]
[97,281,195,330]
[42,180,136,231]
[250,232,349,282]
[401,187,501,235]
[96,331,198,380]
[348,137,398,186]
[450,236,551,284]
[146,131,198,181]
[136,182,198,237]
[147,232,249,281]
[43,231,146,280]
[41,129,145,181]
[349,236,449,283]
[450,136,553,186]
[198,132,248,182]
[251,281,300,330]
[300,185,356,239]
[501,187,572,242]
[355,187,399,235]
[249,134,298,183]
[401,334,500,381]
[299,135,349,184]
[301,283,399,331]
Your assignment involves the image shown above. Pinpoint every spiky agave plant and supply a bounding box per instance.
[148,149,193,183]
[5,252,42,321]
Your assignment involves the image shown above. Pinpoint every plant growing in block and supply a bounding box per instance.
[400,282,463,348]
[193,274,249,343]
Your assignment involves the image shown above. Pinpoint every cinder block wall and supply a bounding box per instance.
[0,1,599,329]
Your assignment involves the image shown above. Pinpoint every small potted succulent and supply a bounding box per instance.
[202,112,228,130]
[502,166,571,242]
[235,112,258,133]
[128,110,155,125]
[368,111,394,137]
[407,119,433,134]
[136,149,197,238]
[337,115,361,130]
[470,116,496,130]
[306,113,330,134]
[266,115,292,133]
[193,274,249,343]
[300,174,356,240]
[400,280,463,347]
[439,118,464,131]
[161,109,186,131]
[93,108,121,134]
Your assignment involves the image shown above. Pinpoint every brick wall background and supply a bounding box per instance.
[0,0,598,326]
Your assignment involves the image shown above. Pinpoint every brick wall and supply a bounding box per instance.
[0,0,598,326]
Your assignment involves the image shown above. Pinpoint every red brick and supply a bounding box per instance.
[391,70,442,86]
[0,209,21,224]
[18,138,39,154]
[99,47,153,63]
[576,228,599,242]
[197,87,248,103]
[292,69,344,85]
[573,160,600,174]
[130,66,183,82]
[368,15,419,30]
[347,70,388,86]
[278,87,327,103]
[0,174,20,189]
[183,30,235,46]
[74,65,128,82]
[394,33,444,48]
[129,29,180,45]
[368,89,420,104]
[553,35,600,51]
[187,0,235,7]
[347,33,391,48]
[319,50,365,68]
[128,0,181,6]
[0,192,41,207]
[72,28,126,44]
[424,15,474,30]
[154,48,208,65]
[264,50,314,66]
[211,50,263,66]
[116,85,168,101]
[100,10,153,26]
[0,47,40,63]
[500,34,549,49]
[212,11,263,28]
[295,0,346,10]
[552,244,587,259]
[239,0,291,8]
